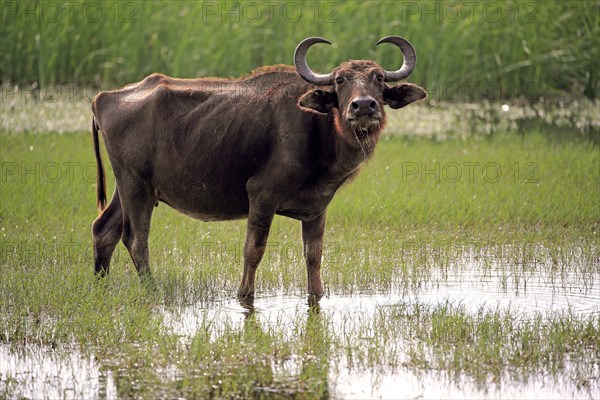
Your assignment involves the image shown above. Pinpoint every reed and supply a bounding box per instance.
[1,0,598,100]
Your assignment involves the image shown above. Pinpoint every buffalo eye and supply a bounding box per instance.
[335,77,345,84]
[376,74,384,82]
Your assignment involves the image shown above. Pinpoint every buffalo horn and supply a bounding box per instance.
[294,37,334,86]
[376,36,417,82]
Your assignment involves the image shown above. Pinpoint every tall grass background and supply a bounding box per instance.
[1,0,598,100]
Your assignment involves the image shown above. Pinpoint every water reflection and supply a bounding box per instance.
[330,365,599,400]
[238,294,323,317]
[0,344,117,400]
[163,253,599,340]
[158,252,599,399]
[237,295,255,317]
[225,295,330,399]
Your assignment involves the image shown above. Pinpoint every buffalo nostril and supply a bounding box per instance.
[350,97,378,116]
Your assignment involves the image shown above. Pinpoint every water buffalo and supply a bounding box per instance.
[91,36,426,298]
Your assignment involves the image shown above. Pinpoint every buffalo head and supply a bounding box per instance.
[295,36,426,145]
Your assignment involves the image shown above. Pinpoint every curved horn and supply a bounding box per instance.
[294,37,334,86]
[376,36,417,82]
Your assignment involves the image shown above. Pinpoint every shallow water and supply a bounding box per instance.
[161,271,600,343]
[0,341,589,400]
[3,248,597,399]
[159,260,599,398]
[158,246,599,345]
[0,344,117,399]
[3,295,598,399]
[330,359,600,400]
[1,346,594,400]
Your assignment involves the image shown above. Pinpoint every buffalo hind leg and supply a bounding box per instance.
[302,212,326,299]
[238,205,275,298]
[119,185,156,287]
[92,189,123,277]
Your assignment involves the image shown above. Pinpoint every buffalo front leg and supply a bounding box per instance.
[238,207,274,298]
[302,212,326,298]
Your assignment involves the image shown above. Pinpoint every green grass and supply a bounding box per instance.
[333,133,599,231]
[0,131,599,397]
[1,131,597,294]
[1,0,599,100]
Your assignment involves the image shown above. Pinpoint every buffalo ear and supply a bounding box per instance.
[383,83,427,109]
[298,89,338,114]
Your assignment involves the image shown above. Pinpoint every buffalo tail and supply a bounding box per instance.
[92,117,107,212]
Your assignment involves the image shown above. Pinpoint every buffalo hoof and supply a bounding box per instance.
[307,293,323,308]
[238,295,255,313]
[237,287,255,299]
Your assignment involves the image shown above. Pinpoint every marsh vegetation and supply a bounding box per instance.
[1,0,599,397]
[1,116,598,397]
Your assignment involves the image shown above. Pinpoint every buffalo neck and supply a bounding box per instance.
[316,110,381,185]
